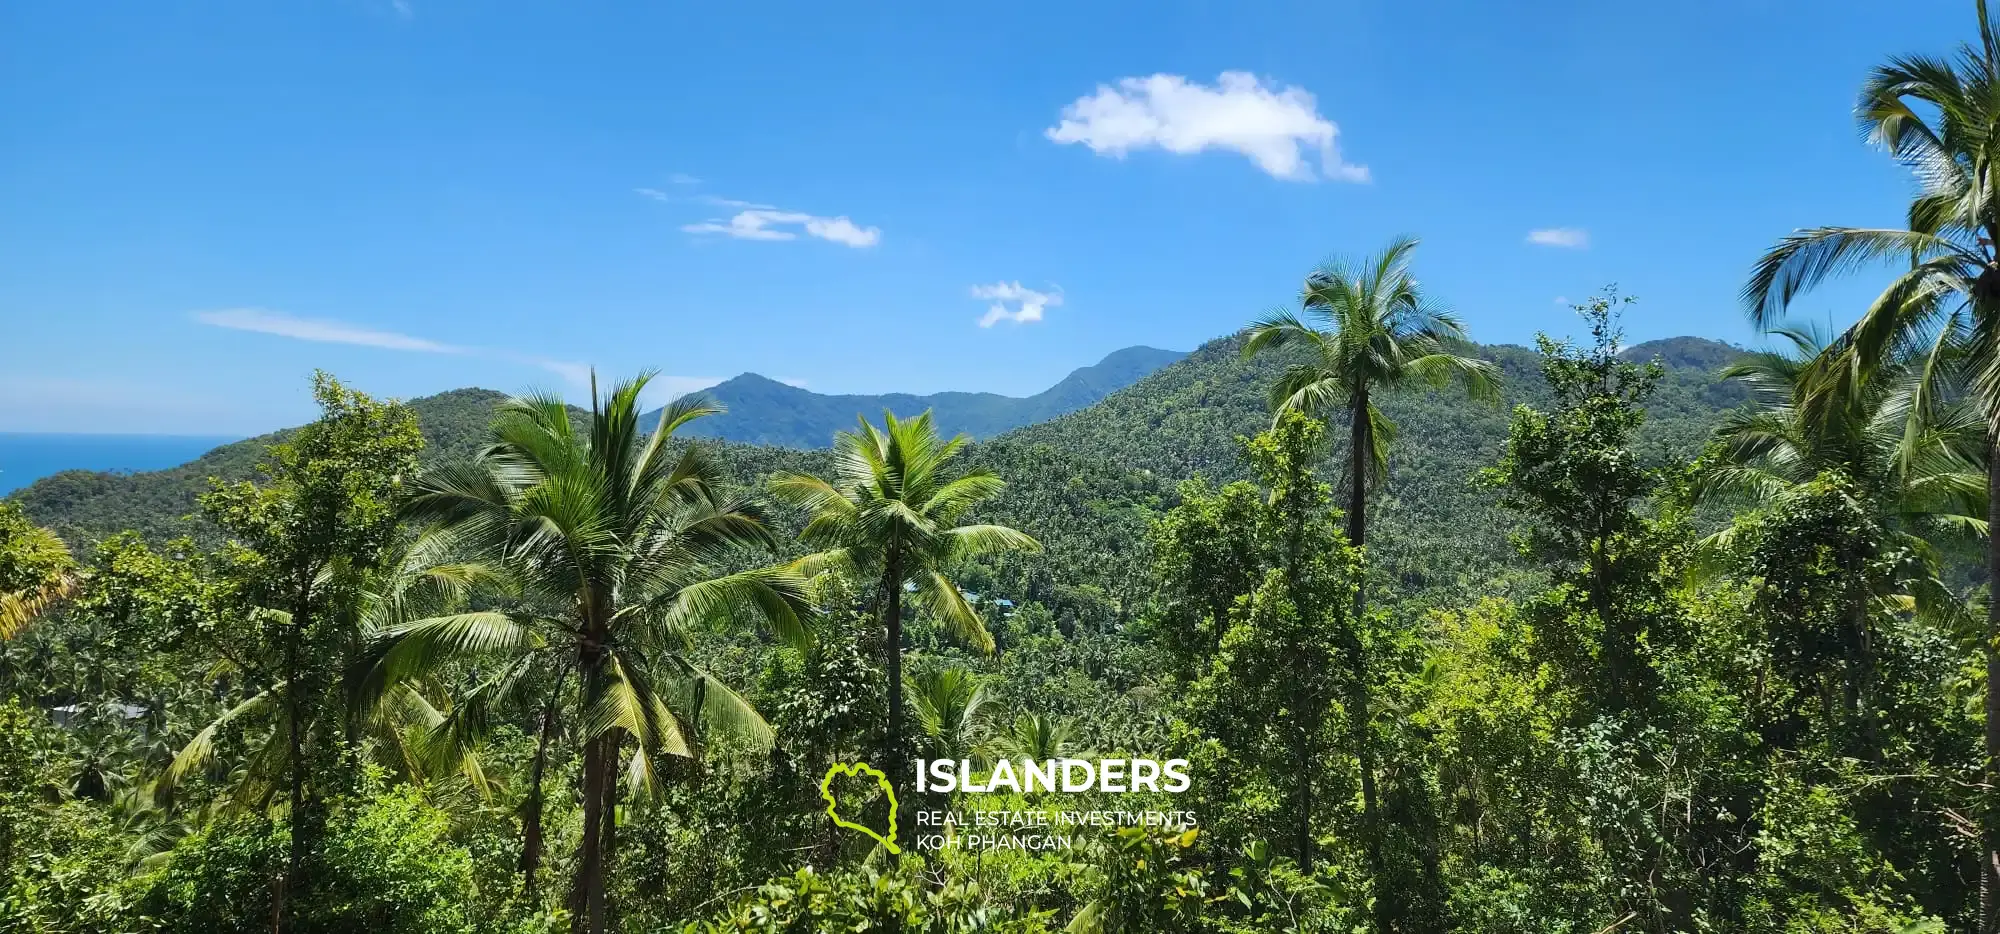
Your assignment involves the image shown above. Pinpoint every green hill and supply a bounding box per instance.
[5,333,1748,628]
[664,345,1188,447]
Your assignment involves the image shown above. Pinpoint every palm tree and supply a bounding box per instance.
[1700,325,1985,750]
[1239,236,1497,894]
[1702,324,1985,541]
[1740,6,2000,922]
[0,504,77,641]
[1242,236,1500,568]
[158,533,490,810]
[386,375,813,934]
[771,411,1040,780]
[910,666,996,764]
[985,711,1082,764]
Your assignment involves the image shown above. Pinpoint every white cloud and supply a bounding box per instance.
[682,209,881,248]
[1528,228,1590,249]
[972,282,1062,328]
[667,173,701,185]
[391,0,413,19]
[1046,71,1367,182]
[635,187,673,202]
[195,308,463,353]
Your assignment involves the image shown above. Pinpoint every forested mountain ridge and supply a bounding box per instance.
[655,344,1188,447]
[6,333,1749,625]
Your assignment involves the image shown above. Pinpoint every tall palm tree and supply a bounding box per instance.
[1241,237,1501,566]
[1240,236,1497,897]
[387,375,813,934]
[770,411,1040,780]
[1740,6,2000,923]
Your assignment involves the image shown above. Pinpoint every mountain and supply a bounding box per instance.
[7,389,517,543]
[0,434,243,495]
[662,345,1188,447]
[1621,336,1747,371]
[5,334,1749,625]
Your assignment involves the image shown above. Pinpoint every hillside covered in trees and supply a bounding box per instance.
[654,345,1188,448]
[11,6,2000,933]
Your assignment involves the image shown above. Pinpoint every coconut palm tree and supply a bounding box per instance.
[1241,236,1499,598]
[0,504,76,641]
[1240,236,1497,901]
[1701,325,1985,752]
[770,411,1040,780]
[985,711,1082,764]
[1702,324,1985,541]
[910,666,996,764]
[385,375,813,934]
[1740,6,2000,920]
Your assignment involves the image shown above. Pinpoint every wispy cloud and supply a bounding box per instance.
[192,308,699,396]
[972,282,1062,328]
[195,308,464,353]
[1528,228,1590,249]
[1046,71,1367,182]
[682,209,881,248]
[635,187,673,202]
[390,0,413,19]
[667,172,701,185]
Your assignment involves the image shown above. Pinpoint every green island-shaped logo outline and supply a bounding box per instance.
[819,761,901,854]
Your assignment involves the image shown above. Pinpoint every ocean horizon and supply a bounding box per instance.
[0,433,239,495]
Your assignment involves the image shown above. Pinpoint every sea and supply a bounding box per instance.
[0,434,239,495]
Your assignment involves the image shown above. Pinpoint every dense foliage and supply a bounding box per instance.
[9,7,2000,931]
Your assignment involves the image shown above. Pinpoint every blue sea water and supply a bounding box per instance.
[0,434,239,495]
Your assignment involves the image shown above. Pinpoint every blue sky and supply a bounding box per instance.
[0,0,1974,434]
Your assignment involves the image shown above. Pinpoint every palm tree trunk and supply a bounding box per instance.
[884,550,906,782]
[601,738,619,914]
[573,731,609,934]
[1348,393,1389,934]
[1984,436,2000,934]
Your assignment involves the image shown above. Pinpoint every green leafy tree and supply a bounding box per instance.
[1702,326,1984,755]
[1146,477,1264,678]
[160,372,423,932]
[770,411,1040,779]
[390,375,814,934]
[1185,414,1359,877]
[1482,292,1684,716]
